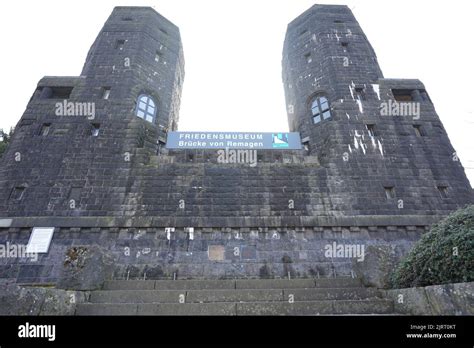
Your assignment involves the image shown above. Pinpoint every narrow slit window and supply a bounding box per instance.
[341,41,349,52]
[437,186,448,198]
[384,186,395,199]
[304,52,312,63]
[91,123,100,137]
[299,29,308,36]
[10,186,26,201]
[355,87,366,101]
[115,40,125,50]
[413,125,425,137]
[366,124,376,137]
[303,141,310,151]
[155,51,162,62]
[40,123,51,136]
[102,87,110,100]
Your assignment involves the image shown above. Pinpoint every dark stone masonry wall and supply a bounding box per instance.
[0,5,472,284]
[0,217,430,283]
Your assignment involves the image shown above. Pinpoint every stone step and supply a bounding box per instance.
[283,288,382,301]
[91,289,284,303]
[235,278,362,289]
[103,278,362,291]
[90,287,380,304]
[76,299,394,316]
[236,300,394,315]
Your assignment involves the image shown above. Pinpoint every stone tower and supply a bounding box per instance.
[0,7,184,217]
[282,4,472,216]
[0,5,472,286]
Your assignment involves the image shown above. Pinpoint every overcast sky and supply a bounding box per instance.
[0,0,472,184]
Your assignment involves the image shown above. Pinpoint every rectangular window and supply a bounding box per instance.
[303,141,310,151]
[36,86,73,99]
[115,40,125,50]
[50,87,73,99]
[155,51,162,62]
[10,186,26,200]
[413,125,425,137]
[355,87,366,101]
[121,17,133,21]
[102,88,110,100]
[366,124,376,137]
[91,123,100,137]
[437,186,448,198]
[392,89,414,102]
[341,41,349,51]
[384,186,395,199]
[304,53,312,63]
[40,123,51,136]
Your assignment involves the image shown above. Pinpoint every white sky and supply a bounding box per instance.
[0,0,473,185]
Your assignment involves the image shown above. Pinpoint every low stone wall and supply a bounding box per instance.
[0,217,428,283]
[385,282,474,315]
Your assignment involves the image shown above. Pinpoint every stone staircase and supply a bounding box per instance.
[76,278,395,315]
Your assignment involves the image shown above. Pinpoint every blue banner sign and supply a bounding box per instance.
[166,131,302,150]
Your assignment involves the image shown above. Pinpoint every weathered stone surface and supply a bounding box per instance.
[386,282,474,315]
[76,303,137,316]
[386,287,429,315]
[0,284,86,315]
[136,303,236,316]
[332,300,393,314]
[424,283,474,315]
[284,287,381,301]
[352,245,399,289]
[57,245,116,291]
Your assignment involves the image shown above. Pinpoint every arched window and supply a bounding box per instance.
[311,96,331,124]
[135,94,157,123]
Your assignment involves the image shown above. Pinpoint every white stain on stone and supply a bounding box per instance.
[356,99,364,113]
[371,135,377,148]
[372,84,381,100]
[377,139,384,156]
